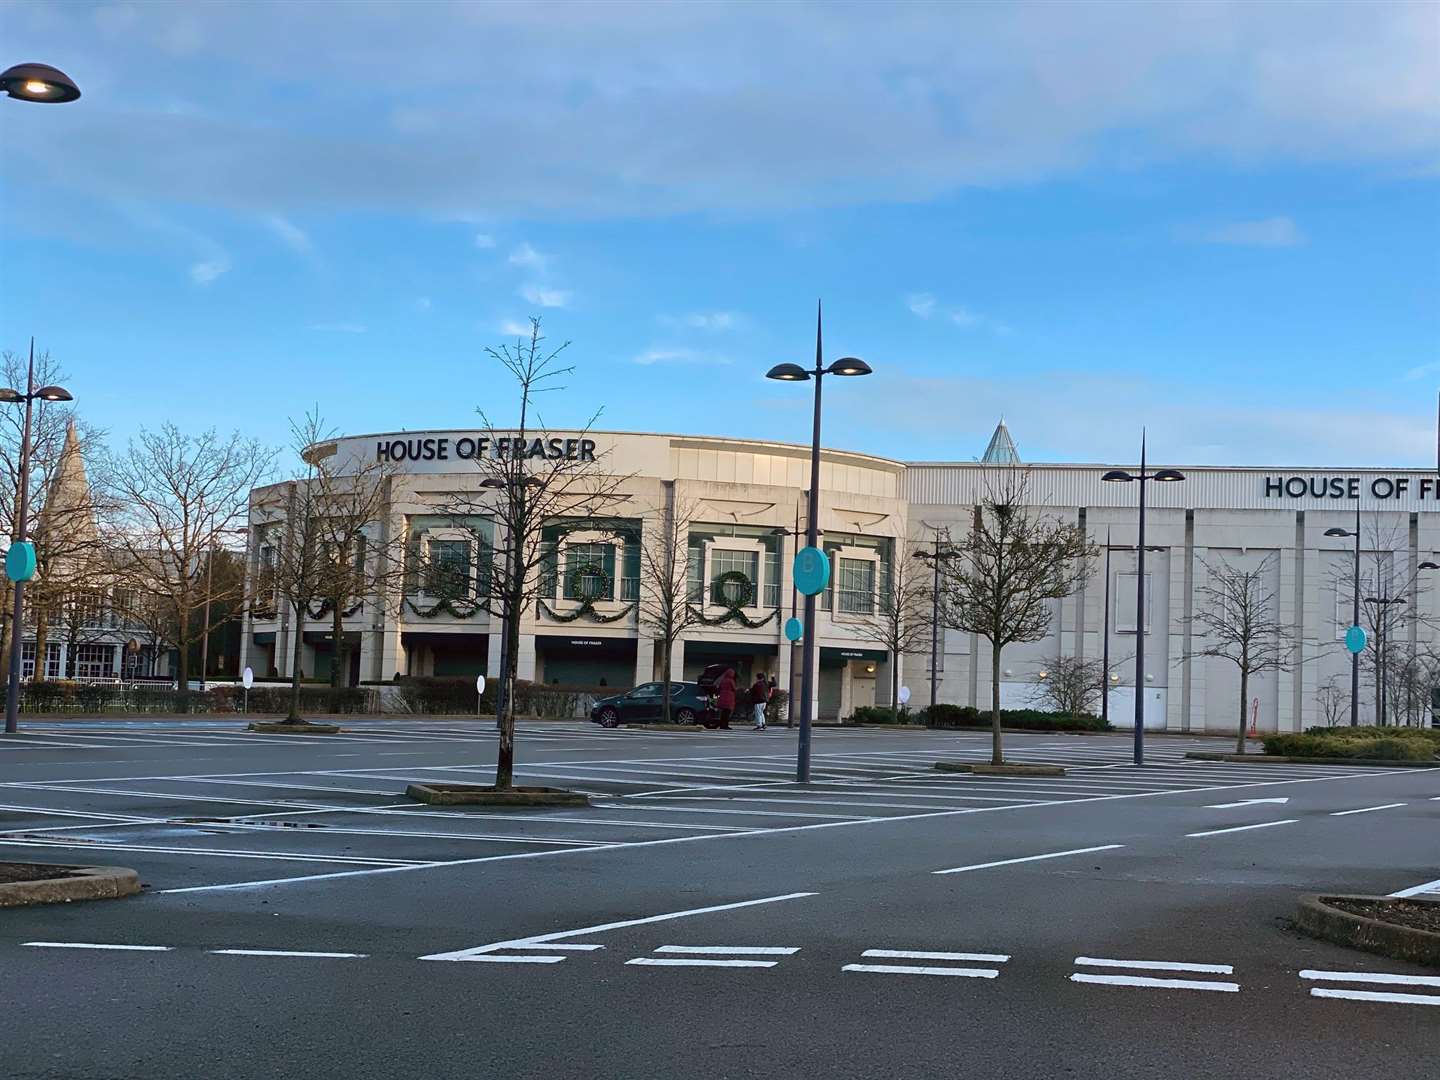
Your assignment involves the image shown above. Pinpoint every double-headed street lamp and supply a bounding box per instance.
[766,303,872,782]
[2,343,74,733]
[1324,505,1365,727]
[913,537,957,710]
[1098,526,1165,730]
[1365,561,1440,727]
[1101,433,1185,765]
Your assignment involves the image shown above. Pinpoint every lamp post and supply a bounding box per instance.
[1325,503,1364,726]
[913,535,956,710]
[765,303,872,782]
[1101,432,1185,765]
[1,342,73,733]
[1098,527,1165,729]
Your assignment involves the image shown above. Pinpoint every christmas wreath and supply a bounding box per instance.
[689,570,778,629]
[538,562,635,624]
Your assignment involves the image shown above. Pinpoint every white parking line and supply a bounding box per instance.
[1309,988,1440,1006]
[626,957,777,968]
[1300,969,1440,988]
[23,942,171,952]
[1075,956,1233,974]
[1390,876,1440,899]
[209,949,366,958]
[1070,973,1240,992]
[1185,819,1297,838]
[861,949,1011,962]
[843,963,1001,978]
[933,844,1123,875]
[654,945,799,955]
[1329,803,1407,816]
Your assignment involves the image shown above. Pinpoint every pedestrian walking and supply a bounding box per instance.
[715,667,737,729]
[750,673,770,730]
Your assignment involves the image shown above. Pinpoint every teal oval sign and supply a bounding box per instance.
[793,546,830,596]
[1344,624,1368,654]
[784,616,803,642]
[5,541,36,583]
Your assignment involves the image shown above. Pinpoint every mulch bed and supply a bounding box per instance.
[1325,896,1440,935]
[0,862,82,885]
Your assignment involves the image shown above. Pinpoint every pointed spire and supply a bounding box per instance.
[981,418,1021,464]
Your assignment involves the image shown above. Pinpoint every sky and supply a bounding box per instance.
[1,0,1437,469]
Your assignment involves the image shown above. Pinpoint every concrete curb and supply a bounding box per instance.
[248,721,342,734]
[1185,751,1437,767]
[0,863,141,908]
[1294,894,1440,967]
[933,761,1067,777]
[406,783,590,807]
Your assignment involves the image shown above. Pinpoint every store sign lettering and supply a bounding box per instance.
[1262,476,1438,500]
[376,435,597,464]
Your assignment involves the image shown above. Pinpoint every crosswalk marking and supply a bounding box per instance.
[1072,956,1239,992]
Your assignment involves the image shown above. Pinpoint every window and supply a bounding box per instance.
[22,643,62,679]
[621,539,640,602]
[628,682,661,699]
[710,548,759,606]
[837,558,876,614]
[74,644,115,679]
[564,542,616,601]
[763,548,780,607]
[111,588,134,628]
[425,539,471,598]
[72,592,104,628]
[687,540,705,603]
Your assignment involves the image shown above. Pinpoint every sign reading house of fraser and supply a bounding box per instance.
[376,434,597,463]
[1263,476,1440,500]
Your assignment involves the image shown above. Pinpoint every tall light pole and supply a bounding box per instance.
[766,303,872,782]
[1098,528,1165,729]
[913,534,955,710]
[1,343,73,733]
[1101,432,1185,765]
[2,65,81,734]
[1325,502,1364,727]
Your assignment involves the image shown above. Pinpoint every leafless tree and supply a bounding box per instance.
[941,469,1095,764]
[440,318,631,788]
[851,541,933,722]
[1189,553,1293,753]
[1313,678,1348,729]
[1031,651,1107,724]
[100,424,271,700]
[635,489,703,723]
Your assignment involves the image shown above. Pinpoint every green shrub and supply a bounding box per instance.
[922,703,1109,732]
[1303,724,1440,746]
[844,705,920,725]
[1263,732,1436,761]
[921,703,981,727]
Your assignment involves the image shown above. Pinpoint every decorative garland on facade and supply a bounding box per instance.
[405,597,483,619]
[306,599,364,619]
[688,570,779,628]
[537,562,635,623]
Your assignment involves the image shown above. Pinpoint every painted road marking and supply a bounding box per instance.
[419,892,817,962]
[209,949,367,958]
[1309,988,1440,1006]
[1185,819,1298,838]
[843,948,1010,978]
[1329,803,1407,816]
[1070,973,1241,993]
[843,963,1000,978]
[654,945,800,955]
[627,957,777,968]
[933,844,1123,875]
[1204,798,1290,808]
[453,955,567,964]
[1300,969,1440,988]
[860,949,1011,963]
[22,942,171,952]
[1390,876,1440,899]
[1074,956,1233,974]
[1072,956,1238,992]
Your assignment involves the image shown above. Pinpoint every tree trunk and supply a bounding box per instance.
[494,594,521,790]
[1236,669,1249,755]
[991,642,1003,765]
[891,656,901,724]
[287,602,305,722]
[660,639,672,723]
[330,601,345,688]
[33,604,48,684]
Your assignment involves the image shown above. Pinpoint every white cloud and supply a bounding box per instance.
[309,321,366,333]
[261,213,313,255]
[950,307,981,328]
[1191,216,1305,248]
[661,311,741,331]
[189,258,229,285]
[521,284,571,308]
[415,296,432,311]
[508,242,547,270]
[632,347,731,366]
[906,293,937,318]
[474,233,495,249]
[499,319,532,336]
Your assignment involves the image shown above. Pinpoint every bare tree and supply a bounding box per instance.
[1031,651,1107,724]
[1313,678,1348,728]
[100,425,270,701]
[941,469,1095,764]
[635,489,703,723]
[441,318,631,788]
[851,541,933,722]
[1189,553,1293,753]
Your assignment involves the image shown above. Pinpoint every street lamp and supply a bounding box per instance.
[765,302,872,782]
[1325,505,1364,727]
[1,342,73,733]
[1363,595,1407,725]
[913,536,957,711]
[1101,432,1184,764]
[1097,525,1164,729]
[1,62,81,104]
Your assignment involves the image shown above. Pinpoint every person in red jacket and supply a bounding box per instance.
[715,668,737,729]
[750,673,770,730]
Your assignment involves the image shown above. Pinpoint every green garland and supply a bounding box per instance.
[307,599,364,619]
[538,599,636,624]
[688,570,778,628]
[538,562,634,623]
[405,597,483,619]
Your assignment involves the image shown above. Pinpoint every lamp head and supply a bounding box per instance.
[34,385,72,402]
[1101,470,1135,483]
[1,62,81,103]
[1419,561,1440,571]
[1152,469,1186,482]
[766,363,810,382]
[1323,528,1351,538]
[0,388,23,404]
[827,356,872,377]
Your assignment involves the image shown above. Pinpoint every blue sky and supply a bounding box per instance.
[2,0,1437,468]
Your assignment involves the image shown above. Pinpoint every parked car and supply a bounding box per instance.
[589,681,709,727]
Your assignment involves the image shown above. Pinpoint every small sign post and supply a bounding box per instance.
[784,617,803,643]
[793,546,830,597]
[1344,624,1368,654]
[475,674,486,717]
[241,666,253,715]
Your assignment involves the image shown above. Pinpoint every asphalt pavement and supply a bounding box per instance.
[1,718,1436,1079]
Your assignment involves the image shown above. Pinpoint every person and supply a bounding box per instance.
[750,672,770,731]
[715,667,737,729]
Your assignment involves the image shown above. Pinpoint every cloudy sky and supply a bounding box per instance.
[2,0,1437,466]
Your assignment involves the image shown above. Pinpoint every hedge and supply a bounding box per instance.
[1302,724,1440,746]
[18,681,377,715]
[921,702,1111,732]
[1263,733,1437,761]
[843,705,921,725]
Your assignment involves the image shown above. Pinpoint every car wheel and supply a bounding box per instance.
[596,706,619,728]
[675,708,696,724]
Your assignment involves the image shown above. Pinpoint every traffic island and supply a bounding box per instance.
[933,761,1066,777]
[248,721,343,734]
[1294,894,1440,966]
[405,783,590,807]
[0,862,141,908]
